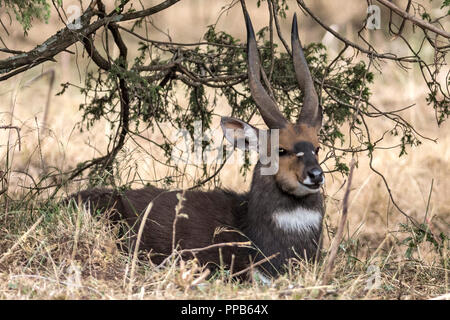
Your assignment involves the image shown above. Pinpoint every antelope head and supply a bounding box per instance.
[221,10,324,197]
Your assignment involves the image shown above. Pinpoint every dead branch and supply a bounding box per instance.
[0,125,21,151]
[230,252,280,278]
[322,159,357,285]
[0,0,181,81]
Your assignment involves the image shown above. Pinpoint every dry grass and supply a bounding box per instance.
[0,1,448,300]
[0,202,446,299]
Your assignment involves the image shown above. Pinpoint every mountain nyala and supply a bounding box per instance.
[70,8,325,281]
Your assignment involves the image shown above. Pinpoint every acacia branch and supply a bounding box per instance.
[0,0,181,80]
[295,0,419,63]
[389,0,412,38]
[0,125,21,151]
[269,0,291,56]
[376,0,450,39]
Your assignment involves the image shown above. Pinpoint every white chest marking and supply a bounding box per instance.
[272,207,322,233]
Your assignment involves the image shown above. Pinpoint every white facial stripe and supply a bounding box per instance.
[303,176,314,185]
[296,152,304,157]
[272,207,322,233]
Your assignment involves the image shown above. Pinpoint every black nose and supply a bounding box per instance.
[307,168,323,184]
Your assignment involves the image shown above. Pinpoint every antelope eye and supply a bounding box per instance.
[279,148,288,156]
[315,147,320,155]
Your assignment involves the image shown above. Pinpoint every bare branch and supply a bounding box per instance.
[376,0,450,39]
[295,0,419,63]
[0,125,21,151]
[0,0,181,80]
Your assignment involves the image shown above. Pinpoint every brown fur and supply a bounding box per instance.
[69,153,324,278]
[70,187,252,275]
[275,123,321,193]
[68,9,326,280]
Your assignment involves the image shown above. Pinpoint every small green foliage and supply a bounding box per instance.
[421,11,432,22]
[1,0,51,34]
[400,223,449,259]
[441,0,450,14]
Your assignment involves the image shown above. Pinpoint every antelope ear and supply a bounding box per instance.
[221,117,259,151]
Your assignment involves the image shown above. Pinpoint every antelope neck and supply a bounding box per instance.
[247,163,322,220]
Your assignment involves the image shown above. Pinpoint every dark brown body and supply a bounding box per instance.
[72,161,323,277]
[74,185,251,274]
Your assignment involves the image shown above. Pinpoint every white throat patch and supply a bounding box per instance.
[272,207,322,233]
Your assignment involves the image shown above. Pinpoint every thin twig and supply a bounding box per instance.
[270,0,291,56]
[179,241,252,255]
[322,159,357,285]
[0,125,21,151]
[172,191,186,252]
[376,0,450,39]
[230,252,280,278]
[128,201,154,298]
[0,215,44,264]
